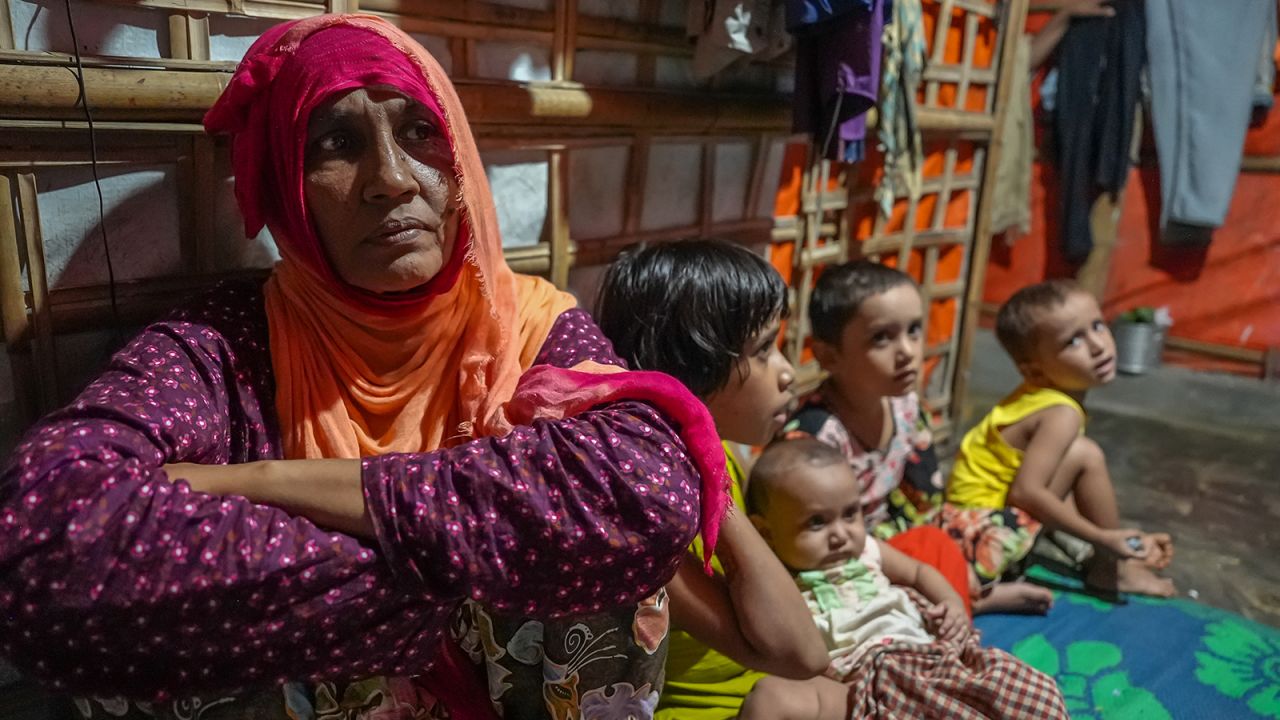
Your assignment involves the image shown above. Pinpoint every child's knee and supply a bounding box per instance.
[1067,435,1105,469]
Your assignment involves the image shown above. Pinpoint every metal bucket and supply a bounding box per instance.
[1113,321,1163,375]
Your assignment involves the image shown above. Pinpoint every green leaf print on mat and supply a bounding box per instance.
[1195,619,1280,718]
[1012,634,1171,720]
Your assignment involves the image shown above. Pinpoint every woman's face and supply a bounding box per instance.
[304,87,460,294]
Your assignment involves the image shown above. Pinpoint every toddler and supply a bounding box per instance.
[940,279,1175,596]
[739,437,1067,720]
[789,260,1053,613]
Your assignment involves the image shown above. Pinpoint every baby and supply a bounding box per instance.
[790,260,1053,613]
[738,437,1067,719]
[940,279,1175,596]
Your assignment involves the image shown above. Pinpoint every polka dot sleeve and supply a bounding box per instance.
[0,288,451,699]
[361,308,701,617]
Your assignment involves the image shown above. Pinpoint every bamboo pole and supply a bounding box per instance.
[449,37,470,78]
[950,0,1030,430]
[623,136,649,235]
[0,173,34,426]
[552,0,578,83]
[0,175,26,348]
[0,0,14,51]
[636,0,662,86]
[700,140,716,236]
[0,55,994,134]
[15,173,58,411]
[1164,336,1266,365]
[744,134,772,222]
[547,149,571,289]
[0,64,227,121]
[169,13,211,62]
[192,136,218,273]
[0,61,794,131]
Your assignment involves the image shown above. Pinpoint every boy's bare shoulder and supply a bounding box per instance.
[1000,403,1082,451]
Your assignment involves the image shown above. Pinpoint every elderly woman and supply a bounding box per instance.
[0,15,729,719]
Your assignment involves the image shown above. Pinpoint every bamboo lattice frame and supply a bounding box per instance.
[773,0,1029,443]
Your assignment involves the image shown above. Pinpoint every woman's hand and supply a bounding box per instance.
[667,508,830,679]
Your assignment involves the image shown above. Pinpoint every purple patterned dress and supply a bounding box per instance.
[0,280,700,718]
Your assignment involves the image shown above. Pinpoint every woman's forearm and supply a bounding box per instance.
[668,509,829,678]
[167,458,371,537]
[718,511,829,674]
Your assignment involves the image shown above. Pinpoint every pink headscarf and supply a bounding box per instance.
[205,20,465,314]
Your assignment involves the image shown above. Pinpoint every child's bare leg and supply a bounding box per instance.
[970,564,1054,615]
[1048,437,1175,597]
[740,675,850,720]
[1064,492,1173,569]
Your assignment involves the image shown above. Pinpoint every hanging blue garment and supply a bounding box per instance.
[786,0,873,31]
[1147,0,1275,246]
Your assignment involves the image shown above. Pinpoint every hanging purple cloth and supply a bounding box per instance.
[791,0,885,163]
[786,0,874,29]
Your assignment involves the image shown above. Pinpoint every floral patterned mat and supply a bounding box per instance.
[974,567,1280,720]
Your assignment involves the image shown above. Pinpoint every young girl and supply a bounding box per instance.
[738,438,1067,720]
[789,260,1055,614]
[595,239,832,720]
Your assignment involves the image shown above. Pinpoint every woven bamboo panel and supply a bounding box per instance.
[0,0,790,424]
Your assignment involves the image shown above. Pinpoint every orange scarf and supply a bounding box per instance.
[267,261,574,458]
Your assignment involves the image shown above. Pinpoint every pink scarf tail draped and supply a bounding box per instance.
[500,365,731,572]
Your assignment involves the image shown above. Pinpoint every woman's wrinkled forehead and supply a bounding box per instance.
[278,24,446,142]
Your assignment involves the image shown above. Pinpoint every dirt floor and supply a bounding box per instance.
[961,329,1280,628]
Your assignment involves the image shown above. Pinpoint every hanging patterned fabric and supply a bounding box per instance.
[876,0,928,217]
[790,0,883,163]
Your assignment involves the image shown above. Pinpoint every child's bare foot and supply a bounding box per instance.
[973,582,1055,615]
[1087,558,1176,597]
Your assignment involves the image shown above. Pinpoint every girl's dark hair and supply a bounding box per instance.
[809,260,918,345]
[595,239,788,398]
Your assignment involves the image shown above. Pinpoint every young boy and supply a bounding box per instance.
[597,239,832,719]
[789,260,1054,613]
[941,279,1175,597]
[738,438,1067,720]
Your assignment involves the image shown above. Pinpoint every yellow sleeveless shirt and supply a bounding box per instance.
[946,385,1085,509]
[657,443,766,719]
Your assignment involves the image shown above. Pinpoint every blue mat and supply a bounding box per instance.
[974,568,1280,719]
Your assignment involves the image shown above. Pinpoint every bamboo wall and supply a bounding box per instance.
[769,0,1028,442]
